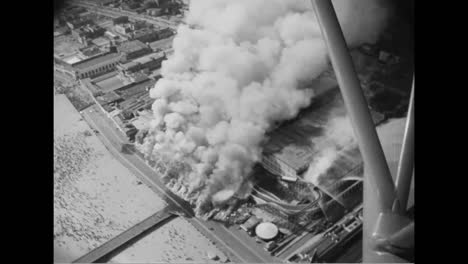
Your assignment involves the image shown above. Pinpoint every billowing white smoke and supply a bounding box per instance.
[140,0,389,215]
[304,115,356,185]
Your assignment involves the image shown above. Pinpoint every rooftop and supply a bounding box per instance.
[72,51,121,70]
[133,28,156,36]
[263,75,386,174]
[119,60,140,70]
[263,76,340,172]
[80,46,103,58]
[120,95,153,113]
[156,28,174,34]
[96,91,122,106]
[115,79,156,100]
[130,72,151,83]
[105,30,118,38]
[92,37,111,46]
[91,71,119,83]
[67,17,92,27]
[118,93,154,114]
[132,52,166,64]
[255,222,278,240]
[116,23,133,29]
[117,40,149,54]
[149,36,174,51]
[95,75,127,92]
[62,53,87,65]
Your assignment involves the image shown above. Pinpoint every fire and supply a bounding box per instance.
[137,0,389,216]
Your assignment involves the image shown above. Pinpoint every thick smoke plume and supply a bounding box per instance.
[303,115,356,185]
[138,0,389,215]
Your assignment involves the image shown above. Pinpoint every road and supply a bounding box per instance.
[81,104,279,263]
[72,1,178,30]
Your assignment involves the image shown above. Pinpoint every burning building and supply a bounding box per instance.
[261,77,384,183]
[135,0,390,215]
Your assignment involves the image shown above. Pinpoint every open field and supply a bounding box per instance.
[54,95,167,262]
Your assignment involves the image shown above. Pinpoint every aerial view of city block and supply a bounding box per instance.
[54,0,414,263]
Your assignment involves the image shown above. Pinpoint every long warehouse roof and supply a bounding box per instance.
[263,75,384,173]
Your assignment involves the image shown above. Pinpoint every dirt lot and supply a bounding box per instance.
[54,94,167,262]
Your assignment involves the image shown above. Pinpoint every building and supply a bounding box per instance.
[132,28,160,43]
[66,17,92,30]
[92,37,111,49]
[81,75,155,110]
[72,24,106,44]
[122,71,151,84]
[104,30,121,44]
[69,51,122,79]
[132,28,174,44]
[115,80,156,124]
[117,51,166,75]
[121,1,141,11]
[155,28,174,39]
[116,90,154,121]
[114,21,147,38]
[114,23,133,37]
[116,79,156,100]
[133,20,147,30]
[146,8,162,16]
[149,36,174,52]
[117,40,152,62]
[59,52,87,65]
[117,60,141,74]
[134,6,148,14]
[261,76,385,182]
[240,216,261,234]
[81,74,156,135]
[80,46,104,58]
[54,26,70,37]
[113,16,129,25]
[261,77,338,182]
[62,6,88,21]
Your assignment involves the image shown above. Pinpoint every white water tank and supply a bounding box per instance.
[255,222,278,240]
